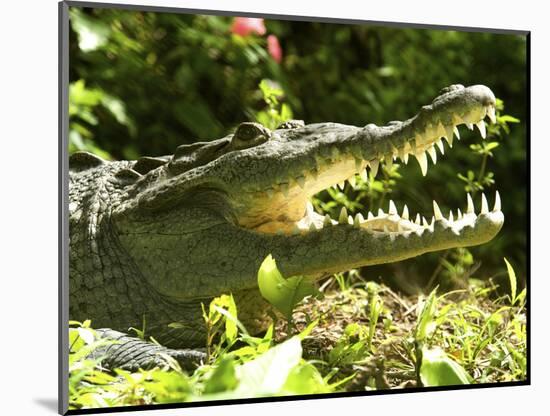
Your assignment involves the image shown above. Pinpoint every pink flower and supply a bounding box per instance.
[231,17,266,36]
[267,34,282,63]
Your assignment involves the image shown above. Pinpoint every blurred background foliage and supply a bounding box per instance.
[68,7,527,293]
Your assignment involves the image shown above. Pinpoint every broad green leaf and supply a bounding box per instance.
[420,347,471,386]
[235,336,302,395]
[204,357,239,394]
[504,257,517,304]
[77,327,95,345]
[283,362,330,394]
[257,254,319,320]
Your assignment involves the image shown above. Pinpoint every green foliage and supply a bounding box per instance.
[328,322,370,366]
[257,254,320,327]
[201,294,243,360]
[457,100,520,196]
[68,258,526,409]
[256,79,293,129]
[419,347,471,386]
[69,7,527,280]
[69,295,338,409]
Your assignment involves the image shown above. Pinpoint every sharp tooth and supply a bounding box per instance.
[309,223,317,232]
[466,193,475,214]
[348,176,356,188]
[296,176,306,189]
[353,214,362,228]
[356,212,365,222]
[422,216,429,226]
[453,126,461,140]
[494,190,501,211]
[435,139,445,155]
[476,121,487,139]
[339,206,348,224]
[487,106,496,124]
[466,123,474,130]
[324,214,333,227]
[402,204,409,220]
[412,136,419,154]
[444,125,454,147]
[433,200,444,220]
[398,147,405,162]
[416,151,429,176]
[360,169,368,181]
[370,159,379,177]
[389,200,398,215]
[306,201,314,214]
[415,213,421,225]
[448,211,454,222]
[367,211,374,220]
[403,152,409,164]
[457,208,463,219]
[338,181,346,191]
[378,208,385,217]
[386,155,393,170]
[281,183,289,197]
[481,193,489,214]
[348,215,354,225]
[332,185,339,191]
[415,228,425,236]
[430,216,435,227]
[427,146,437,164]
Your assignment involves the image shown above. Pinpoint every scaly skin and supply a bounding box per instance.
[69,84,503,369]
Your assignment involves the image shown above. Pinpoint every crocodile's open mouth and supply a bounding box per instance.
[237,89,503,246]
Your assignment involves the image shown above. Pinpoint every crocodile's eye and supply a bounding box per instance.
[232,122,271,149]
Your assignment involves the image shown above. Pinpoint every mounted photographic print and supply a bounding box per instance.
[59,1,529,413]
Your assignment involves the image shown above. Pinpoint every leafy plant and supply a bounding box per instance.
[419,347,471,386]
[457,99,520,196]
[255,79,294,129]
[257,254,320,334]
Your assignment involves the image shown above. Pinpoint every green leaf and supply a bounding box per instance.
[484,142,500,151]
[504,257,517,305]
[70,9,110,52]
[415,288,438,342]
[204,357,239,394]
[498,115,520,123]
[210,294,247,340]
[257,255,319,320]
[235,336,302,395]
[282,362,330,394]
[76,327,95,345]
[420,347,471,386]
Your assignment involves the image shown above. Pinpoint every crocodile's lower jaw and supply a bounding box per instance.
[239,99,503,248]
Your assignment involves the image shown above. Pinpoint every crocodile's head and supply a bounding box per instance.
[113,84,503,300]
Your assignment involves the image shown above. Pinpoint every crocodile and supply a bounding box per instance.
[68,84,504,370]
